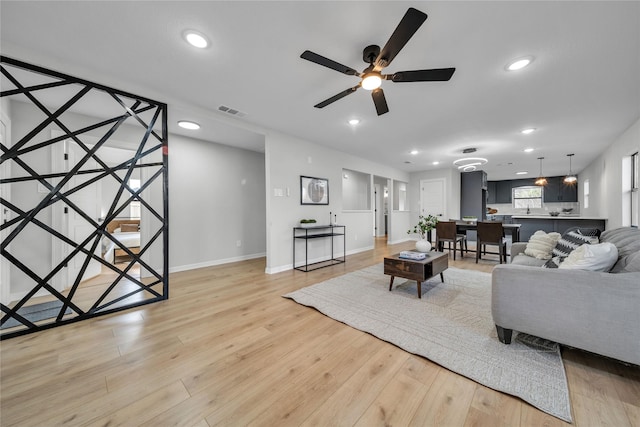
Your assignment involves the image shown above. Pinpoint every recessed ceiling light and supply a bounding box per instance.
[348,119,360,125]
[524,147,534,153]
[516,171,528,175]
[521,128,536,135]
[178,120,200,130]
[506,56,534,71]
[183,30,209,48]
[432,161,440,165]
[410,150,418,155]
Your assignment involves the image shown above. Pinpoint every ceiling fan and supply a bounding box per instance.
[300,7,455,116]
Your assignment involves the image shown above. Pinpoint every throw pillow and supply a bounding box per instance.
[558,242,619,272]
[524,230,561,259]
[544,228,601,268]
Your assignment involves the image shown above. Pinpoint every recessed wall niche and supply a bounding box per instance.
[342,169,371,211]
[0,56,169,339]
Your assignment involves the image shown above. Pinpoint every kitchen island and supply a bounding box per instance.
[511,215,607,241]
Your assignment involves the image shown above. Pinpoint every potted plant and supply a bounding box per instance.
[407,214,438,252]
[299,218,317,228]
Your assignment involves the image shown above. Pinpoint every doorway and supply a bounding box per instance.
[0,113,11,305]
[373,175,390,241]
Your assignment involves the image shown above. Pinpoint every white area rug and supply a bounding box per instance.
[284,264,572,423]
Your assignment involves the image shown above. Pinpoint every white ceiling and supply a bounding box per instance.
[1,1,639,180]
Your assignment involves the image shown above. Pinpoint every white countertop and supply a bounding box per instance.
[511,215,607,220]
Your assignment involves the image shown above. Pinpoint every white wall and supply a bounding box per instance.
[169,134,266,271]
[580,117,640,228]
[264,131,410,273]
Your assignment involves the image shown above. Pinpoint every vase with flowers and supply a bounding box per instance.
[407,214,438,252]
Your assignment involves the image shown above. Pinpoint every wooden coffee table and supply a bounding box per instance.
[384,252,449,298]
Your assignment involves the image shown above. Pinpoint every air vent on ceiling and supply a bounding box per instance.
[218,105,247,118]
[462,147,477,154]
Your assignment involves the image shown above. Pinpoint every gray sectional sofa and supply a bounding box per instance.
[491,227,640,365]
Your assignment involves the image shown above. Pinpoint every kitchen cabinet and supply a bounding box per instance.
[543,177,578,202]
[487,180,526,204]
[496,181,513,203]
[487,181,496,204]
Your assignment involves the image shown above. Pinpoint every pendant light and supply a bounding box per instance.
[535,157,547,186]
[564,153,577,184]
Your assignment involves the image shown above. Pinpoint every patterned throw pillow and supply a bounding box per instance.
[543,228,601,268]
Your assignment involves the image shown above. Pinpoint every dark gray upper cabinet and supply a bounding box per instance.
[496,180,513,203]
[543,176,578,202]
[487,181,497,204]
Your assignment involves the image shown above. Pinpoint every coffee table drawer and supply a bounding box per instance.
[384,258,426,281]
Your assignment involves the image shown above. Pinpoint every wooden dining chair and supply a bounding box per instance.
[436,221,467,260]
[449,218,469,252]
[476,221,507,264]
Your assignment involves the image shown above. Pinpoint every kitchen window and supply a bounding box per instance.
[513,186,543,209]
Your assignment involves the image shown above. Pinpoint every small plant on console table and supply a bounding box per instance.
[407,214,438,252]
[299,219,317,228]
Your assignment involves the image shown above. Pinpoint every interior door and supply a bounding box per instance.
[420,178,447,240]
[60,139,102,288]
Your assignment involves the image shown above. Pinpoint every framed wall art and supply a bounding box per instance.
[300,176,329,205]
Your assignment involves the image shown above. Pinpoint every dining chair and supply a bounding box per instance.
[476,221,507,264]
[449,218,469,252]
[436,221,467,260]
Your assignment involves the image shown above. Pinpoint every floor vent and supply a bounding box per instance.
[218,105,247,117]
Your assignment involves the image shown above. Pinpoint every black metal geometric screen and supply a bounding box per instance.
[0,56,169,339]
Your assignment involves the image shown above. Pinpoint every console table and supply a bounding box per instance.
[293,225,346,272]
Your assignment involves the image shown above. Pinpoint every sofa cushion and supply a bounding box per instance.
[601,227,640,274]
[512,254,548,267]
[524,231,561,259]
[610,251,640,273]
[558,242,619,272]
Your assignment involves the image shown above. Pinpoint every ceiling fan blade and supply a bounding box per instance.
[374,7,427,70]
[314,85,360,109]
[301,50,358,76]
[371,88,389,116]
[391,68,456,82]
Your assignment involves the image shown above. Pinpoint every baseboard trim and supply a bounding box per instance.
[169,252,266,274]
[265,245,374,274]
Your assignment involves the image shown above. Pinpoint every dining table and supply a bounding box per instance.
[454,220,522,243]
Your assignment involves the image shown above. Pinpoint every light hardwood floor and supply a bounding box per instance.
[1,238,638,426]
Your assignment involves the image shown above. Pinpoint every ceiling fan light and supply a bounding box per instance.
[362,73,382,90]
